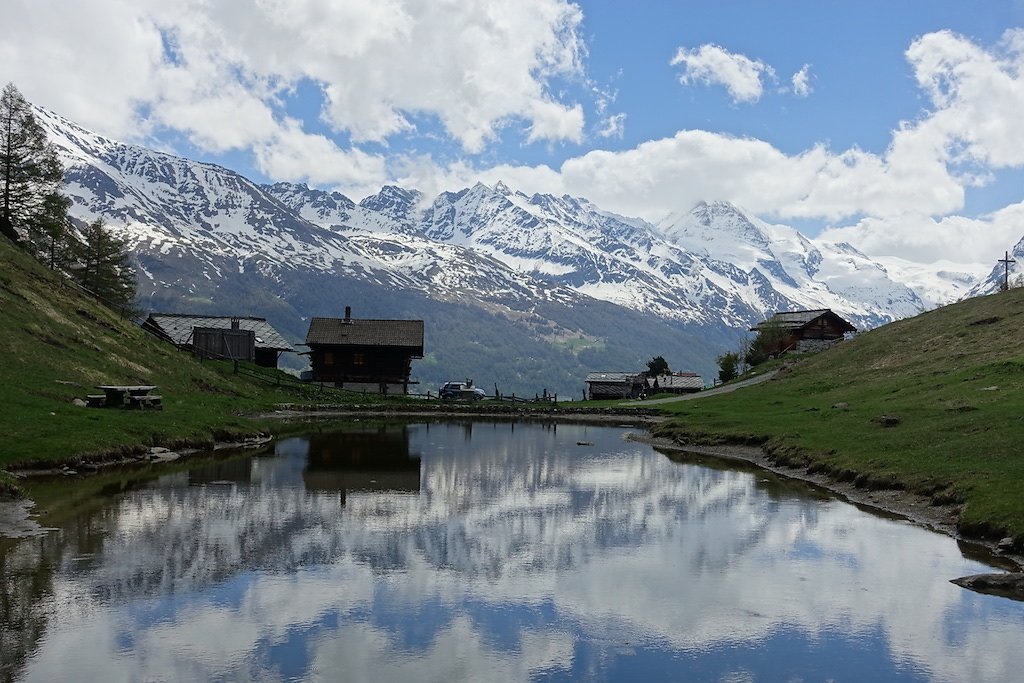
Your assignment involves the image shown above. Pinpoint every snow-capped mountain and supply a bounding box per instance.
[272,180,926,330]
[30,102,1003,392]
[967,236,1024,296]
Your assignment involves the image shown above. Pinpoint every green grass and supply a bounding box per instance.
[0,237,380,475]
[652,288,1024,542]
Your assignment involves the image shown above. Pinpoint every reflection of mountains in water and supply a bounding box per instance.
[302,427,422,494]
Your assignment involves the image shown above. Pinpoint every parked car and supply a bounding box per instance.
[440,381,486,400]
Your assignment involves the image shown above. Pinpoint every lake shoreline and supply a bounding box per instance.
[3,408,1022,576]
[635,433,1024,573]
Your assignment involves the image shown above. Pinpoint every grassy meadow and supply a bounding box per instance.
[0,236,377,484]
[652,287,1024,541]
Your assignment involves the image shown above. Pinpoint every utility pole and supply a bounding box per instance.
[998,250,1017,291]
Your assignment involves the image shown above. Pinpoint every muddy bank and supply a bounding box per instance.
[636,434,1024,573]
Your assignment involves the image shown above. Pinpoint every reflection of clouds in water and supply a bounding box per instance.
[310,619,575,683]
[10,423,1024,682]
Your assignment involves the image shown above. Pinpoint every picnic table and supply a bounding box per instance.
[91,385,162,409]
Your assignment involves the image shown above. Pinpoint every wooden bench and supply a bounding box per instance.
[86,394,107,408]
[129,394,163,410]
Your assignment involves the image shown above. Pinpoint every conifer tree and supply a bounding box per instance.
[73,218,139,315]
[0,83,68,249]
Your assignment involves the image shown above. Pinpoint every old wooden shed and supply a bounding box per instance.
[304,307,424,395]
[142,313,294,368]
[647,372,705,394]
[585,372,646,400]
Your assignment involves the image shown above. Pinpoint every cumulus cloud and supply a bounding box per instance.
[670,44,776,103]
[819,204,1024,265]
[1,0,587,183]
[791,64,813,97]
[253,119,388,191]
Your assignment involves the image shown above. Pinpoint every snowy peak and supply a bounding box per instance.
[33,102,979,338]
[968,236,1024,296]
[269,182,356,220]
[358,185,423,223]
[659,200,772,258]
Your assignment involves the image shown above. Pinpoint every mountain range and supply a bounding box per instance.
[30,105,1019,395]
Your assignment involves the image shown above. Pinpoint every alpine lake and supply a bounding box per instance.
[2,420,1022,682]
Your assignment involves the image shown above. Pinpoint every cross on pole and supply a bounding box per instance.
[999,250,1017,291]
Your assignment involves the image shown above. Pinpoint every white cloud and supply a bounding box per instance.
[670,44,776,103]
[791,64,813,97]
[253,119,388,191]
[1,0,587,168]
[820,203,1024,265]
[597,112,627,139]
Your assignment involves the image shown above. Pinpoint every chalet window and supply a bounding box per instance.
[353,353,365,366]
[324,352,334,366]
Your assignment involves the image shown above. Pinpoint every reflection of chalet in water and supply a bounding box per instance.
[143,313,293,368]
[302,427,421,494]
[304,307,424,394]
[585,372,646,400]
[750,309,856,355]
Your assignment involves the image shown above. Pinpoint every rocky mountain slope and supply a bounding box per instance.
[31,104,1014,393]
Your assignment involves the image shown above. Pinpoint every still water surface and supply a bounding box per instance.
[2,421,1023,682]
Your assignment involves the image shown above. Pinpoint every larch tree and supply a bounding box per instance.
[73,217,139,315]
[0,82,69,251]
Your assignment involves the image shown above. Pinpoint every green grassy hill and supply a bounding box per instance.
[0,237,364,486]
[654,287,1024,542]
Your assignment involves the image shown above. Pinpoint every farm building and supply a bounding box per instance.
[304,307,424,395]
[647,372,704,394]
[142,313,293,368]
[750,309,856,355]
[585,372,646,400]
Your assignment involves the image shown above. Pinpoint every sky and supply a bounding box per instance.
[4,1,1024,268]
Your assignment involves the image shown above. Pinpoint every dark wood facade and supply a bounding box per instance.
[751,309,856,355]
[192,326,255,363]
[304,313,424,395]
[585,372,646,400]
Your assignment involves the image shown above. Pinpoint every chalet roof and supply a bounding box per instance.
[648,374,704,390]
[752,308,856,332]
[145,314,293,351]
[305,317,424,350]
[585,372,644,384]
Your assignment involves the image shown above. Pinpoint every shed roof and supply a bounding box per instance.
[305,317,424,350]
[585,372,643,384]
[752,308,855,332]
[145,314,293,351]
[648,374,704,390]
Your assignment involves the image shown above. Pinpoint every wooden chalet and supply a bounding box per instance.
[142,313,293,368]
[304,307,424,395]
[585,372,646,400]
[647,372,704,394]
[750,309,856,355]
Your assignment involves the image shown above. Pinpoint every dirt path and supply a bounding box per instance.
[629,369,779,406]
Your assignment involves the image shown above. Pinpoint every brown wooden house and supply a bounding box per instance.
[304,307,424,395]
[750,309,856,355]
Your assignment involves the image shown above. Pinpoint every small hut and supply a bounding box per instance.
[585,372,646,400]
[647,372,704,394]
[142,313,293,368]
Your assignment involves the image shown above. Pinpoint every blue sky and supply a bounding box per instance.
[4,0,1024,265]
